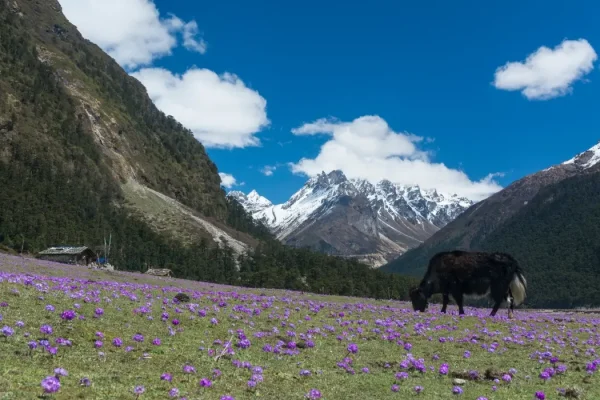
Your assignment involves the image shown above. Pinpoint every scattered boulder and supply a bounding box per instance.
[174,293,190,303]
[560,386,583,398]
[452,378,466,386]
[484,367,503,380]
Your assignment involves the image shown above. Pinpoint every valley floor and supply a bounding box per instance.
[0,253,599,399]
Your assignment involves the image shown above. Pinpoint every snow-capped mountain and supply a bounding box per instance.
[228,170,473,267]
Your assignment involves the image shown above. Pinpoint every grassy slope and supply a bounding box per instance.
[1,253,599,400]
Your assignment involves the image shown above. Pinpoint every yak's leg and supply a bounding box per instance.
[490,301,501,316]
[441,293,450,313]
[489,285,506,317]
[507,289,515,319]
[451,290,465,315]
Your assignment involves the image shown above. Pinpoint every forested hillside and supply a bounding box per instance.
[385,170,600,308]
[0,0,417,301]
[478,171,600,308]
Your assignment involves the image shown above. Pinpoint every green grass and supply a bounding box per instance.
[0,255,599,399]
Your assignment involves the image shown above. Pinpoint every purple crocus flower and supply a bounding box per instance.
[40,325,53,335]
[1,326,14,337]
[79,377,91,387]
[60,310,76,321]
[41,376,61,393]
[305,389,322,399]
[199,378,212,387]
[183,365,196,374]
[452,386,463,395]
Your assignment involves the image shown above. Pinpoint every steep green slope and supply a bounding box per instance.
[1,0,226,217]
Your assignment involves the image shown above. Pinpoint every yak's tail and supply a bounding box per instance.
[509,267,527,306]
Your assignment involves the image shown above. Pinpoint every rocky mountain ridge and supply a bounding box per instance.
[229,170,473,267]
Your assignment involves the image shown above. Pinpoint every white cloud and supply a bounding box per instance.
[131,68,269,148]
[493,39,597,100]
[59,0,207,69]
[182,21,208,54]
[290,116,503,201]
[261,165,277,176]
[219,173,237,188]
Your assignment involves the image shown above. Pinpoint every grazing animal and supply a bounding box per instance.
[409,250,527,318]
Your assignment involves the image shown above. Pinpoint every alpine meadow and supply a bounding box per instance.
[2,0,600,399]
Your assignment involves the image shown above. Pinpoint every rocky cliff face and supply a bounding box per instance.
[229,170,473,267]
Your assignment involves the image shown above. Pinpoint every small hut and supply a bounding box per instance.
[145,268,173,277]
[37,246,97,265]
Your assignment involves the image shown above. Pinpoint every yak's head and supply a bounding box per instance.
[409,287,428,312]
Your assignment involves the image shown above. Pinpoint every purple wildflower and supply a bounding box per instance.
[79,377,91,387]
[183,365,196,374]
[305,389,322,399]
[439,363,449,375]
[60,310,76,321]
[41,376,61,393]
[40,324,53,335]
[452,386,463,395]
[133,333,144,343]
[199,378,212,387]
[1,326,14,337]
[134,385,145,396]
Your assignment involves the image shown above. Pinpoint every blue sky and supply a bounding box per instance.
[61,0,600,204]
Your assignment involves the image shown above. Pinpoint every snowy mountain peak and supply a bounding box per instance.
[562,141,600,170]
[227,171,474,267]
[308,170,349,188]
[228,190,272,213]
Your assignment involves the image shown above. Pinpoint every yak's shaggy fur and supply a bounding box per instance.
[410,250,527,317]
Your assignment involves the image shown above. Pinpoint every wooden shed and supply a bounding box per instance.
[37,246,97,265]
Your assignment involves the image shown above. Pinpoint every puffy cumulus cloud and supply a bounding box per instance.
[493,39,597,100]
[59,0,207,68]
[218,173,237,188]
[131,68,269,148]
[289,116,503,201]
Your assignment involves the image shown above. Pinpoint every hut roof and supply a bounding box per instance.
[38,246,91,256]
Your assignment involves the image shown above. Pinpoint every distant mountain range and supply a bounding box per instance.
[381,140,600,308]
[229,170,473,267]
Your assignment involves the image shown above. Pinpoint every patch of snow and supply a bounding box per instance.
[554,141,600,170]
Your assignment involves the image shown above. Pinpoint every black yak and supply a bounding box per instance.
[409,250,527,318]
